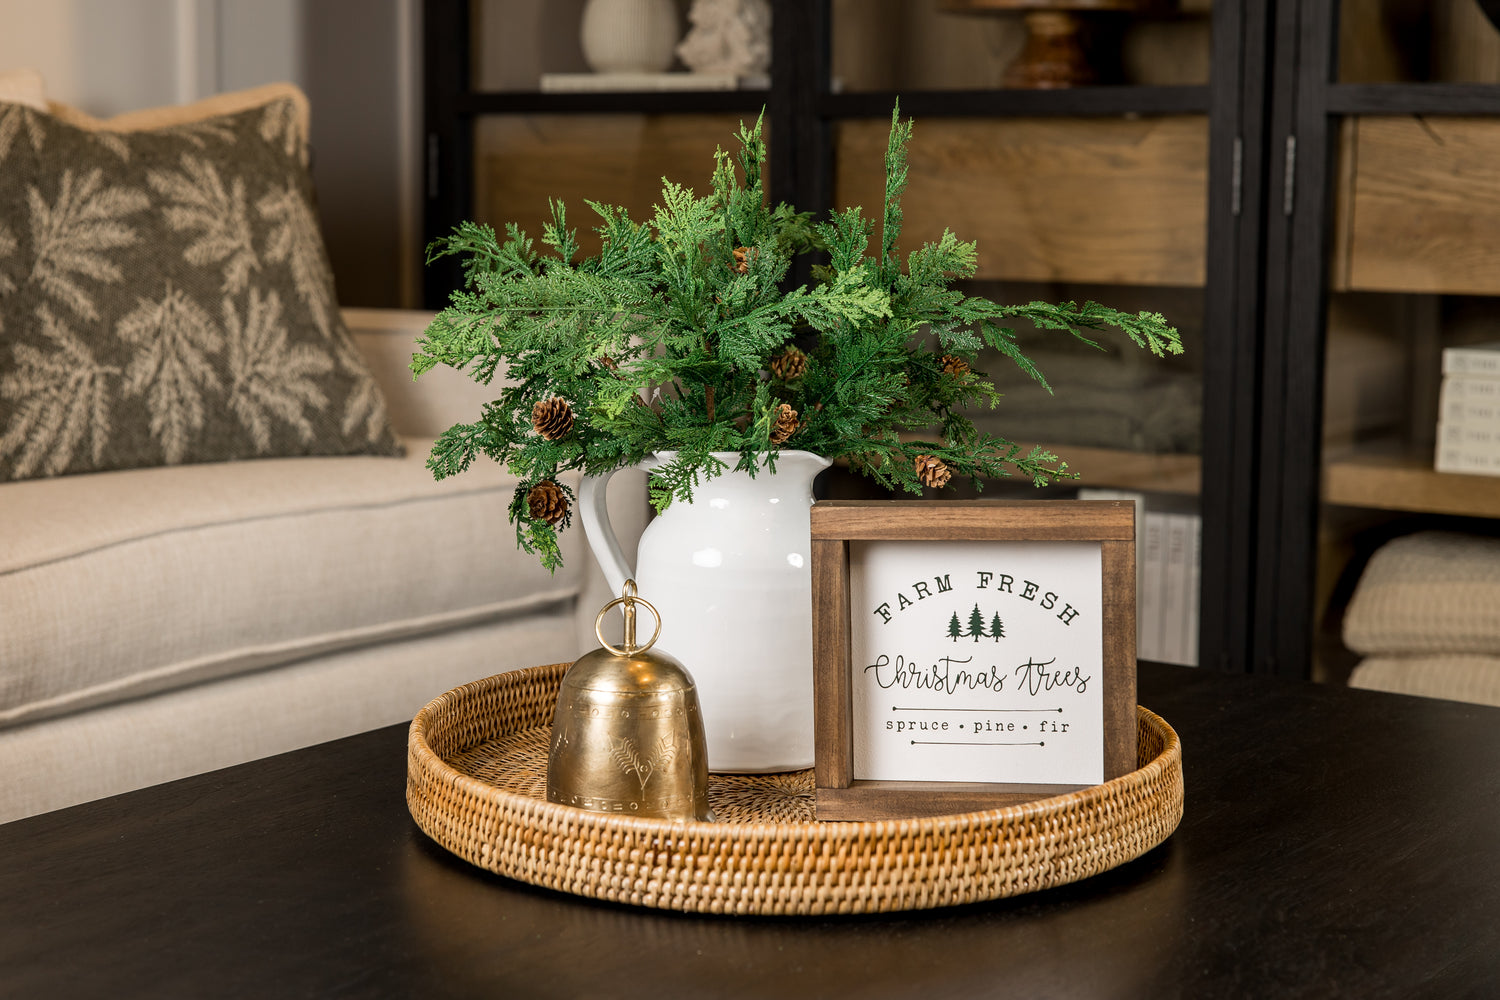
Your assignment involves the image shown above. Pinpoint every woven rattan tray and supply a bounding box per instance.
[407,662,1184,916]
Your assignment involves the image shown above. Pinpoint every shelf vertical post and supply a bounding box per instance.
[422,0,475,310]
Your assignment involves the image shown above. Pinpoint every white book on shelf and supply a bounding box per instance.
[1183,515,1201,668]
[1438,422,1500,451]
[1139,511,1167,663]
[1441,376,1500,405]
[538,72,769,92]
[1159,514,1190,666]
[1435,437,1500,476]
[1442,342,1500,377]
[1440,378,1500,426]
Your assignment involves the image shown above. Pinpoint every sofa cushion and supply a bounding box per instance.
[0,83,401,482]
[0,437,583,728]
[1342,531,1500,655]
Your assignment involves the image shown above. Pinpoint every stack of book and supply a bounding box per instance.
[1078,489,1200,666]
[1437,342,1500,476]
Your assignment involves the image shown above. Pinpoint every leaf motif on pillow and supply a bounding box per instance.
[0,305,120,477]
[116,285,222,464]
[258,99,303,164]
[28,168,149,322]
[149,155,258,294]
[258,182,334,339]
[0,105,45,164]
[225,288,332,451]
[333,341,393,444]
[0,222,16,300]
[161,118,237,149]
[89,130,130,162]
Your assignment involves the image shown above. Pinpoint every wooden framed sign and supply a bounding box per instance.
[811,500,1136,821]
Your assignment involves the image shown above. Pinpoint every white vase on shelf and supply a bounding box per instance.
[579,0,681,75]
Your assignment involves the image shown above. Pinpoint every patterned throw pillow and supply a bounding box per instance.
[0,83,402,481]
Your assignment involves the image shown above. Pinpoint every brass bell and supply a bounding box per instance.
[546,581,713,821]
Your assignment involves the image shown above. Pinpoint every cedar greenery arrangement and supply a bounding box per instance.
[412,108,1182,570]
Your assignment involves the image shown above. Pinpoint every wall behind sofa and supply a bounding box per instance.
[0,0,420,310]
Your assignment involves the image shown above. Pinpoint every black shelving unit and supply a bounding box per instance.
[421,0,1273,676]
[1255,1,1500,677]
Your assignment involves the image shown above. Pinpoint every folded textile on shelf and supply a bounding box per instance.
[1342,531,1500,656]
[973,348,1201,454]
[1349,654,1500,708]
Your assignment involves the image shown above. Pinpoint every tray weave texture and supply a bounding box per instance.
[407,663,1184,916]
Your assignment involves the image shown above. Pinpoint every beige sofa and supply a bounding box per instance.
[0,308,645,823]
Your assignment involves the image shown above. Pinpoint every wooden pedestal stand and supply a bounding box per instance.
[942,0,1175,89]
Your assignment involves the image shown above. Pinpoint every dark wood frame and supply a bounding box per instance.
[809,500,1137,821]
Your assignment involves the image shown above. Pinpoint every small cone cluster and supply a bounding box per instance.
[732,246,754,274]
[770,346,807,381]
[532,397,575,440]
[941,355,970,376]
[914,453,951,489]
[769,403,800,445]
[527,479,569,525]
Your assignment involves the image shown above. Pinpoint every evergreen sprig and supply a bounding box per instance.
[413,105,1183,570]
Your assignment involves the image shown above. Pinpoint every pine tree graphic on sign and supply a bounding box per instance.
[967,603,988,641]
[947,611,963,641]
[990,612,1005,640]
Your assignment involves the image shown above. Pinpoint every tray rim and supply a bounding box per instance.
[407,662,1184,915]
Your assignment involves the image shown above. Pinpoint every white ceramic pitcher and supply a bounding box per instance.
[580,451,831,772]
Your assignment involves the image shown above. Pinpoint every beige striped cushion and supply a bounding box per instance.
[1349,655,1500,708]
[1342,531,1500,655]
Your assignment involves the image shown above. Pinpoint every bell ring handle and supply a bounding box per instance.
[594,579,663,656]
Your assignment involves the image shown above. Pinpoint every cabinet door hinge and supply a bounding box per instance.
[1282,135,1297,216]
[1231,136,1243,217]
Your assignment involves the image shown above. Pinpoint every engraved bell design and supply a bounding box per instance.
[546,581,713,821]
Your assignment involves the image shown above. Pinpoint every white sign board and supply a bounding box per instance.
[849,539,1105,786]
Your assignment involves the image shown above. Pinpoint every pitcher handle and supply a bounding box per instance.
[580,467,633,596]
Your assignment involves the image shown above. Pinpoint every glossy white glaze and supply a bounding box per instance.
[581,451,830,771]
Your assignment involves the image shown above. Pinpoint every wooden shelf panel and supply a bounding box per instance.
[821,86,1211,119]
[1033,443,1201,495]
[476,114,749,259]
[1325,450,1500,517]
[1333,115,1500,296]
[834,116,1208,286]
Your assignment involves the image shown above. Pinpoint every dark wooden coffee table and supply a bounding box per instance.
[2,662,1497,998]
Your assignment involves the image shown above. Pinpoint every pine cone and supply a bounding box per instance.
[769,403,800,445]
[732,246,754,274]
[532,397,574,440]
[770,346,807,381]
[941,355,970,376]
[527,480,569,525]
[914,454,952,489]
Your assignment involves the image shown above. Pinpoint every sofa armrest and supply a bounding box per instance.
[343,307,511,440]
[343,308,649,656]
